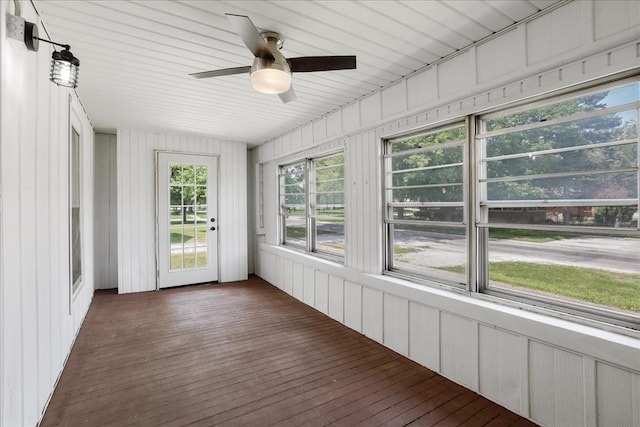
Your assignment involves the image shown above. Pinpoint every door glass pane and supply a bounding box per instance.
[169,163,208,271]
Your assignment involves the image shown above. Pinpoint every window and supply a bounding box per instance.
[384,123,468,286]
[279,152,345,259]
[255,163,265,233]
[384,79,639,330]
[70,126,82,294]
[477,81,639,328]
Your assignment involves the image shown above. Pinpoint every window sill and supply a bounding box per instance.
[279,244,345,266]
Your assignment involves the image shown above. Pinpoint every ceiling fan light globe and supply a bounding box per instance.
[250,54,291,94]
[251,68,291,94]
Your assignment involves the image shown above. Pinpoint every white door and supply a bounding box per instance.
[157,152,218,288]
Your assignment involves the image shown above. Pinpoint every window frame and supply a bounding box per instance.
[475,78,639,330]
[383,120,471,289]
[382,76,639,332]
[279,150,345,262]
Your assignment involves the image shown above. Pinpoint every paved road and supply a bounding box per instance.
[313,222,639,274]
[391,229,639,275]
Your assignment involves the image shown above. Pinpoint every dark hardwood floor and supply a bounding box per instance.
[41,277,536,426]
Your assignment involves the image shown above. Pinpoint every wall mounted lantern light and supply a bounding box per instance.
[6,12,80,88]
[42,41,80,88]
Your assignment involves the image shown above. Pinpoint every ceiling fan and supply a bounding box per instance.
[190,13,357,103]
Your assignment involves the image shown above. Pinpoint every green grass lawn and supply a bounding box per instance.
[488,229,576,243]
[286,227,340,239]
[442,262,640,312]
[171,251,207,269]
[394,246,421,254]
[170,224,207,244]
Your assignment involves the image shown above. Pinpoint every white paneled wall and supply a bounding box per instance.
[115,130,247,293]
[478,326,524,414]
[344,131,381,273]
[1,2,94,425]
[253,2,640,426]
[94,133,117,289]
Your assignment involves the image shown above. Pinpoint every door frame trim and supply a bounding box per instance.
[154,150,221,290]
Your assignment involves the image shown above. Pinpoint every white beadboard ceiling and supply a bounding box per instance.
[33,0,562,146]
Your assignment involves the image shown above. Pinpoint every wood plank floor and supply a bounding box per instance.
[41,277,536,426]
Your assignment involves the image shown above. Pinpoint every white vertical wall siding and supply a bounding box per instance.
[274,255,284,292]
[259,250,276,285]
[344,131,380,273]
[362,287,383,342]
[381,81,407,119]
[526,1,583,65]
[292,263,303,300]
[303,265,315,306]
[327,275,344,322]
[343,281,362,333]
[440,313,478,390]
[94,133,117,289]
[0,2,94,425]
[476,29,519,84]
[252,2,640,425]
[407,67,438,112]
[408,302,440,371]
[529,342,586,426]
[314,271,329,315]
[283,258,292,294]
[360,93,382,126]
[218,139,248,283]
[115,130,247,293]
[478,326,523,414]
[596,362,640,427]
[383,294,409,357]
[326,110,342,138]
[594,0,640,41]
[312,117,327,143]
[437,51,474,99]
[342,103,361,133]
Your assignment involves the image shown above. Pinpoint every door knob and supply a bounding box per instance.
[210,218,215,222]
[210,226,216,231]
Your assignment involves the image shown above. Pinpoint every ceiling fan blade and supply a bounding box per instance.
[225,13,275,61]
[278,86,297,104]
[189,66,251,79]
[288,56,356,73]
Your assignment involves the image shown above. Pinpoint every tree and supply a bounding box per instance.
[390,86,638,226]
[281,162,305,214]
[314,154,344,208]
[484,91,636,205]
[390,126,465,221]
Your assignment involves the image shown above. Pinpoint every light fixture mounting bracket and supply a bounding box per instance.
[6,13,39,51]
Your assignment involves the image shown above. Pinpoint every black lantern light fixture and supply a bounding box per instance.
[40,40,80,88]
[6,10,80,88]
